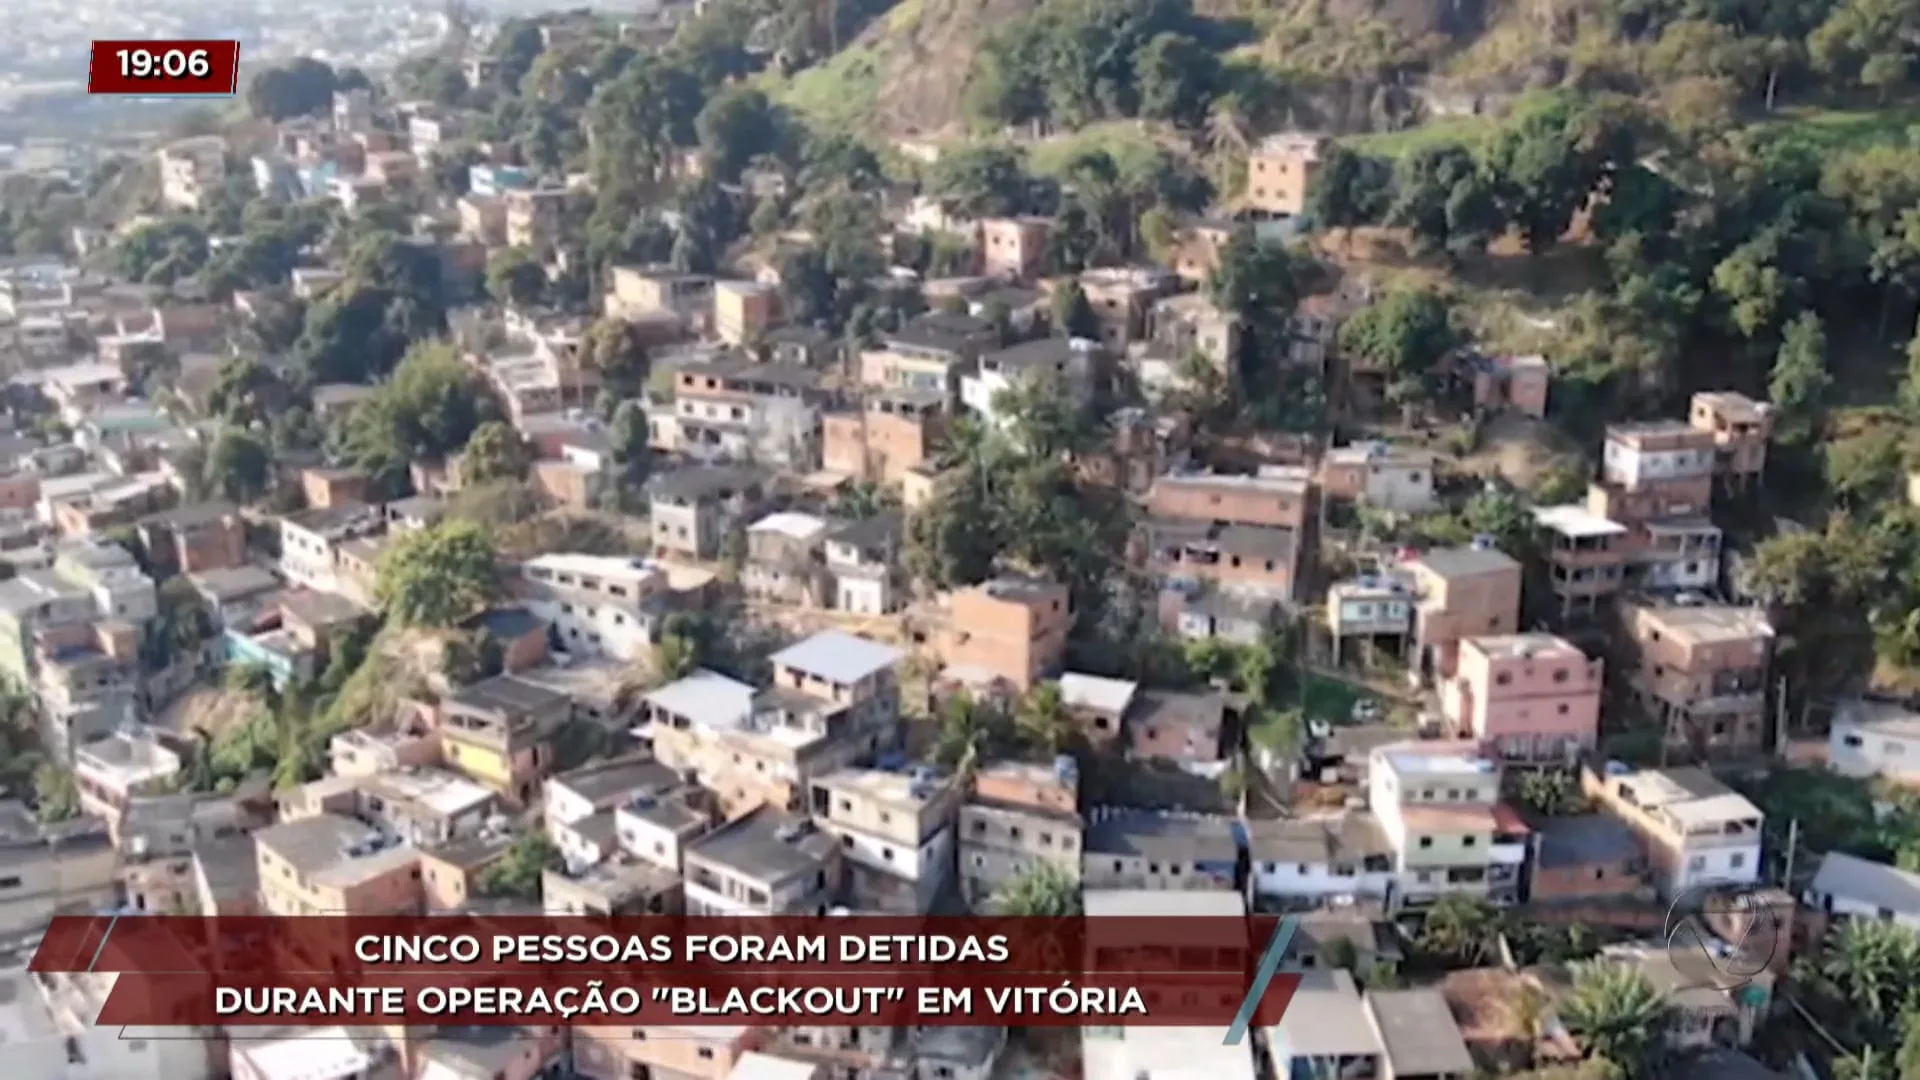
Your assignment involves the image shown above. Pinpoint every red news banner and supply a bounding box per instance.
[32,915,1302,1029]
[89,41,242,96]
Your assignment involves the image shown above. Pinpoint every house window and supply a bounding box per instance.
[1729,852,1745,869]
[1418,837,1433,849]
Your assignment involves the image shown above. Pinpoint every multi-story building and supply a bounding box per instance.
[519,553,672,661]
[1136,292,1240,384]
[823,513,904,616]
[157,136,227,210]
[1266,970,1385,1080]
[1582,765,1764,898]
[1591,422,1716,523]
[1689,391,1773,489]
[1126,689,1229,766]
[646,465,769,561]
[1320,442,1438,513]
[1622,597,1775,759]
[1533,504,1628,618]
[936,575,1072,692]
[0,964,220,1080]
[503,187,566,249]
[282,768,500,849]
[1325,574,1414,663]
[1081,814,1241,891]
[808,766,962,913]
[1828,699,1920,787]
[1442,634,1602,764]
[644,668,874,819]
[1405,542,1523,681]
[959,759,1082,907]
[820,389,949,486]
[134,501,247,575]
[980,217,1052,280]
[438,675,571,806]
[1368,741,1528,907]
[604,265,715,326]
[72,728,180,824]
[714,281,779,344]
[254,813,422,916]
[768,630,904,743]
[1148,467,1313,532]
[1077,266,1177,349]
[1144,518,1300,602]
[1805,851,1920,932]
[961,337,1098,430]
[682,805,840,916]
[743,512,834,607]
[665,359,830,469]
[1170,217,1238,285]
[0,799,114,936]
[1245,133,1326,217]
[34,620,143,761]
[858,315,996,401]
[277,504,386,594]
[1246,812,1396,908]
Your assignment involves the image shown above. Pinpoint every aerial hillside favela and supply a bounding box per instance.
[10,0,1920,1075]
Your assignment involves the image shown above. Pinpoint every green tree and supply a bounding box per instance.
[1134,32,1218,129]
[1712,239,1794,340]
[245,58,342,120]
[1014,682,1074,753]
[484,246,546,309]
[1770,311,1832,443]
[377,520,499,627]
[1339,288,1459,381]
[203,429,272,504]
[1309,145,1393,245]
[927,145,1032,219]
[1484,93,1624,254]
[1053,282,1100,340]
[461,421,531,485]
[32,764,78,822]
[1559,962,1674,1080]
[1416,894,1506,965]
[577,317,651,399]
[989,862,1081,916]
[695,85,783,182]
[479,835,559,899]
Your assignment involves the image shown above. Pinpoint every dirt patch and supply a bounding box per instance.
[158,687,265,738]
[1459,412,1583,490]
[842,0,1046,136]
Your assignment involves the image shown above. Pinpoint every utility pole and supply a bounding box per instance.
[1782,817,1800,890]
[1772,676,1789,760]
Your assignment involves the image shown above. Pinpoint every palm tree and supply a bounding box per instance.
[933,693,1004,769]
[1206,97,1250,160]
[1504,980,1553,1069]
[612,631,704,710]
[1814,919,1920,1036]
[1558,962,1673,1080]
[1015,683,1073,754]
[1416,894,1505,965]
[185,726,217,792]
[989,863,1081,916]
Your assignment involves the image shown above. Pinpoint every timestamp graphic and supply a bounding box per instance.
[88,40,242,96]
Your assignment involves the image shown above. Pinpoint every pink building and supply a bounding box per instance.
[1444,633,1602,764]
